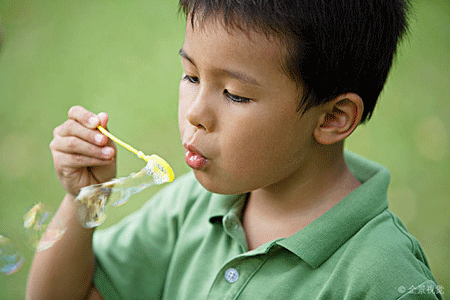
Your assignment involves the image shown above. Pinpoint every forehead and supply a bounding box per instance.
[183,18,286,74]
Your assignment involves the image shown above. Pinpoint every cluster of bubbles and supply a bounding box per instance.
[75,156,172,228]
[1,157,172,275]
[0,202,64,276]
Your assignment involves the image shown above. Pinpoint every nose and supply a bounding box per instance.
[186,87,215,132]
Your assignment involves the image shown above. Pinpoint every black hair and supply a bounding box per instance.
[179,0,410,123]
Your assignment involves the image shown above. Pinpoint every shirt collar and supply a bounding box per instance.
[208,193,247,223]
[207,151,390,268]
[277,151,390,268]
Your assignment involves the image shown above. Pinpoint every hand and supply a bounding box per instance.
[50,106,117,197]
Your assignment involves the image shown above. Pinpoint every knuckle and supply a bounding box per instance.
[66,136,78,150]
[55,119,74,137]
[53,125,61,137]
[68,105,96,125]
[68,105,82,117]
[64,119,76,132]
[49,139,55,150]
[60,169,72,179]
[73,153,84,163]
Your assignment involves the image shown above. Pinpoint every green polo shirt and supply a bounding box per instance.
[93,151,442,299]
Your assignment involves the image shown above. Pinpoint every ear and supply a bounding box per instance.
[313,93,364,145]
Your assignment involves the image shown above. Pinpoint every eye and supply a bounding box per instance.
[224,89,251,103]
[183,75,199,84]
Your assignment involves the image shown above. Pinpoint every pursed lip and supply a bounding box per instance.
[183,143,207,159]
[183,142,210,170]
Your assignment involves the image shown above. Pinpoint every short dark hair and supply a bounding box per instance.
[179,0,410,123]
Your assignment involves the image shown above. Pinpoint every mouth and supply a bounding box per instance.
[183,143,209,170]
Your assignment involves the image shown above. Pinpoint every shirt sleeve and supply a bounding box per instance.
[92,172,198,299]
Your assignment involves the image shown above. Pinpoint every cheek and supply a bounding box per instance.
[178,82,190,135]
[220,116,287,165]
[221,112,311,175]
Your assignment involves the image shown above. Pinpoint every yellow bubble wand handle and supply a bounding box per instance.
[97,126,146,161]
[97,126,174,182]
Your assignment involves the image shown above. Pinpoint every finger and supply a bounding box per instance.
[54,120,109,147]
[52,151,115,169]
[96,112,117,149]
[50,136,115,160]
[68,105,100,129]
[97,112,109,129]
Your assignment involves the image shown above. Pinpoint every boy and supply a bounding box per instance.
[27,0,442,299]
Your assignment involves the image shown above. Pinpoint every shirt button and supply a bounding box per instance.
[224,268,239,283]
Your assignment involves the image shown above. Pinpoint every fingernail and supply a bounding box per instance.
[88,117,99,126]
[94,134,104,144]
[102,147,113,156]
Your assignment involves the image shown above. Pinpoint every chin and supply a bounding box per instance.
[192,170,244,195]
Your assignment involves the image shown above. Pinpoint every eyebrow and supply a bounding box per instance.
[179,48,261,86]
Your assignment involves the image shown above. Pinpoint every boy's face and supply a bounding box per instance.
[179,19,320,195]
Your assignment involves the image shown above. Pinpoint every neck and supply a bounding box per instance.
[245,142,361,237]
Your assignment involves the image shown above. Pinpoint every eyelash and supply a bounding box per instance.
[223,89,251,103]
[183,74,199,84]
[182,75,252,103]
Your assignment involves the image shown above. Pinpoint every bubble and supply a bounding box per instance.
[0,235,24,275]
[23,202,66,252]
[75,156,173,228]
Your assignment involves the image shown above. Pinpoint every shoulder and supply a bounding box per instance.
[335,209,440,299]
[346,209,430,271]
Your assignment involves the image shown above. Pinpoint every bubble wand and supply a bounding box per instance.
[21,125,176,253]
[72,126,175,228]
[97,125,174,181]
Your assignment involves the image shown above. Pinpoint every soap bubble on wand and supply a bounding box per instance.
[75,125,175,228]
[21,124,175,254]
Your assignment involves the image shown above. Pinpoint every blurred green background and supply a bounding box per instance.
[0,0,448,298]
